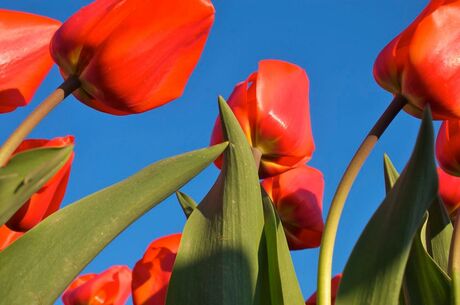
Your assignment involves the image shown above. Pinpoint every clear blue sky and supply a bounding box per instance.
[0,0,433,304]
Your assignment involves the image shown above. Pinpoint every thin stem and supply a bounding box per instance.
[317,95,407,305]
[449,208,460,304]
[0,76,80,167]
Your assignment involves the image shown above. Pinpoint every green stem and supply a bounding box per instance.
[0,76,80,167]
[449,209,460,304]
[317,95,407,305]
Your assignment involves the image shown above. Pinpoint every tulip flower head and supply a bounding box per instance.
[437,167,460,215]
[261,165,324,250]
[50,0,215,115]
[373,0,460,120]
[305,274,342,305]
[62,265,132,305]
[0,225,23,252]
[436,120,460,176]
[211,59,315,178]
[132,233,181,305]
[5,136,74,232]
[0,10,61,113]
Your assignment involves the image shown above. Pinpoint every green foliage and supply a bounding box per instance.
[0,143,227,305]
[166,97,266,305]
[336,109,438,305]
[427,198,453,273]
[261,189,305,305]
[176,191,197,218]
[404,214,451,305]
[384,155,453,305]
[0,146,73,226]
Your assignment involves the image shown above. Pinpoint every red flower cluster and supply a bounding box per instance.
[6,136,74,232]
[211,59,324,250]
[211,60,315,178]
[132,234,181,305]
[61,234,181,305]
[50,0,215,115]
[262,165,324,250]
[0,136,74,250]
[374,0,460,120]
[62,265,132,305]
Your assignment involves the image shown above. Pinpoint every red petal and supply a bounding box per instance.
[51,0,215,115]
[6,136,74,232]
[0,10,60,113]
[132,233,181,305]
[262,165,324,250]
[62,265,132,305]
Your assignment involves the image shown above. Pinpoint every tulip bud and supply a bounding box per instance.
[0,10,60,113]
[261,165,324,250]
[305,274,342,305]
[436,120,460,176]
[132,234,181,305]
[5,136,74,232]
[437,167,460,215]
[62,265,132,305]
[0,225,23,252]
[50,0,215,115]
[211,59,315,178]
[373,1,460,120]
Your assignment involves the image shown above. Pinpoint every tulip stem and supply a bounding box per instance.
[0,76,80,167]
[449,209,460,304]
[317,95,407,305]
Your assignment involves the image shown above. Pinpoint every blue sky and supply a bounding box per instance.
[0,0,433,303]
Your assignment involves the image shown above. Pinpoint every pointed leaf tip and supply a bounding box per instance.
[0,144,224,305]
[176,191,197,219]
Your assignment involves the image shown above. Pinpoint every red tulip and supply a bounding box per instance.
[373,0,460,120]
[0,10,61,113]
[437,167,460,214]
[211,59,315,178]
[132,233,181,305]
[261,165,324,250]
[62,265,132,305]
[305,274,342,305]
[0,225,23,251]
[50,0,215,115]
[5,136,74,232]
[436,120,460,176]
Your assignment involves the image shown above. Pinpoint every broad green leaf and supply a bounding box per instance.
[404,214,451,305]
[176,191,197,218]
[336,109,438,305]
[0,143,227,305]
[427,197,453,273]
[384,154,453,273]
[383,156,409,305]
[261,189,305,305]
[0,146,73,226]
[166,97,266,305]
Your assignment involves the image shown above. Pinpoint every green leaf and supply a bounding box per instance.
[176,191,197,218]
[0,146,73,226]
[383,154,453,273]
[166,97,266,305]
[336,109,438,305]
[261,189,305,305]
[427,197,453,273]
[403,214,451,305]
[0,143,227,305]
